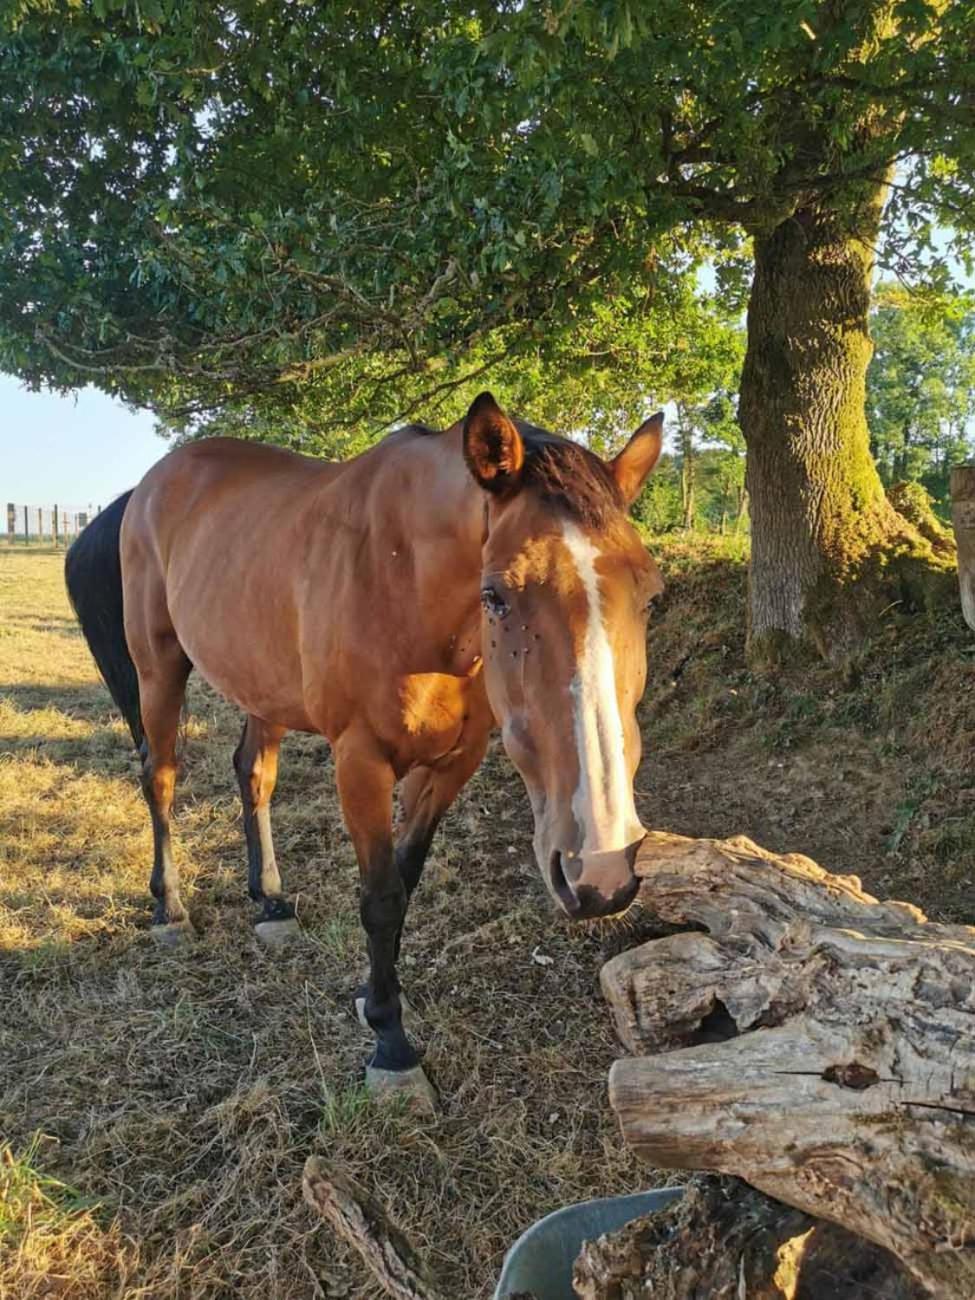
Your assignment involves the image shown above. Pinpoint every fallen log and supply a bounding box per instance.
[302,1156,447,1300]
[573,1175,926,1300]
[600,832,975,1298]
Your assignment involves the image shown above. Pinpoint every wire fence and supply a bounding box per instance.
[3,502,103,546]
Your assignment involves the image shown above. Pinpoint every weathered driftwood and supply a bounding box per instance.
[302,1156,447,1300]
[573,1175,926,1300]
[601,832,975,1298]
[951,464,975,631]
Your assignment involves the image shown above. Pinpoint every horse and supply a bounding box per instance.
[65,392,663,1102]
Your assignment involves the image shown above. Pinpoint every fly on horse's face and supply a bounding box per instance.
[463,393,664,922]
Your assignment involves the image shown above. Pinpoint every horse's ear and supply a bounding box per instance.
[610,411,664,505]
[463,392,525,495]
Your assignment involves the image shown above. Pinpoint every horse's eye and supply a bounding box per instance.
[481,587,510,619]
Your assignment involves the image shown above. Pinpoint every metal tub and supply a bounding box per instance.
[494,1187,683,1300]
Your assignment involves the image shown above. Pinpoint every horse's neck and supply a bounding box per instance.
[348,425,486,667]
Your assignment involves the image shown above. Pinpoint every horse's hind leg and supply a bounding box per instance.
[138,641,193,940]
[233,715,296,944]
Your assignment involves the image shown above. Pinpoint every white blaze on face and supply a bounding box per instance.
[561,522,645,853]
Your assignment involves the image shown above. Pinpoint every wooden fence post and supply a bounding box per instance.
[6,503,14,542]
[951,464,975,632]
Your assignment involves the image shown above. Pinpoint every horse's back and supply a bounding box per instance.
[129,438,337,535]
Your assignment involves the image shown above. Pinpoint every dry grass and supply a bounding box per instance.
[0,549,660,1300]
[3,538,973,1299]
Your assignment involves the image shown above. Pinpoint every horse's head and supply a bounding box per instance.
[463,392,663,921]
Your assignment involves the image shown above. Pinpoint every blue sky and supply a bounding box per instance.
[0,377,166,509]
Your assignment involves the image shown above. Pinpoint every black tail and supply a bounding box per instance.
[65,491,143,749]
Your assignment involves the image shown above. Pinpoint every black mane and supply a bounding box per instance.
[514,420,624,528]
[408,417,625,528]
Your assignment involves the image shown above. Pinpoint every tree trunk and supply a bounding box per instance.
[679,408,695,531]
[951,464,975,631]
[738,186,951,666]
[733,486,748,534]
[601,831,975,1299]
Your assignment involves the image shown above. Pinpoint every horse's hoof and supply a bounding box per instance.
[255,917,301,947]
[355,992,416,1031]
[365,1063,438,1113]
[150,920,196,947]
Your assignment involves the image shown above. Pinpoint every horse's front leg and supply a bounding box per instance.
[334,731,435,1107]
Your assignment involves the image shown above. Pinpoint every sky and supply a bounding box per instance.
[0,377,166,509]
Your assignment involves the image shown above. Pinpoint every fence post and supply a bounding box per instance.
[6,503,14,543]
[22,504,28,544]
[53,504,59,548]
[951,465,975,633]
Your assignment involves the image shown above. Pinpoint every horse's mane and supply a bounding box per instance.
[408,419,624,528]
[514,420,624,529]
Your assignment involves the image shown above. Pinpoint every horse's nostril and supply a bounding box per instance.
[549,850,581,915]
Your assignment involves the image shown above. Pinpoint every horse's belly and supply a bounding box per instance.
[191,651,316,732]
[168,586,316,732]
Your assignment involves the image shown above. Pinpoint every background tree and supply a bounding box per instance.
[867,283,975,509]
[651,305,747,531]
[3,1,975,664]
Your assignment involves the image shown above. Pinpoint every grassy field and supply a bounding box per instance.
[0,547,661,1299]
[2,540,974,1298]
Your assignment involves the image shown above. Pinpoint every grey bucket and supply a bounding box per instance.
[493,1186,683,1300]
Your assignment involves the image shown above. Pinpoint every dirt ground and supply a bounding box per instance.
[1,539,973,1299]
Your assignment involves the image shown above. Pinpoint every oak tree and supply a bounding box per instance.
[3,1,974,659]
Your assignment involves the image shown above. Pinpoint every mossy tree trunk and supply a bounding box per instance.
[738,182,947,666]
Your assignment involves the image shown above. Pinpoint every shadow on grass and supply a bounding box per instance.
[3,612,84,638]
[0,684,133,772]
[1,679,115,716]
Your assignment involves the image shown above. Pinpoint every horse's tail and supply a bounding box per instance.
[65,491,144,750]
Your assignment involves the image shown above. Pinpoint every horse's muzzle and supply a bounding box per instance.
[549,845,641,920]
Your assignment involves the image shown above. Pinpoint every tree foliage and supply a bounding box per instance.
[2,1,974,439]
[867,283,975,509]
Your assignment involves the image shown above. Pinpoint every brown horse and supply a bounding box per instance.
[66,393,663,1100]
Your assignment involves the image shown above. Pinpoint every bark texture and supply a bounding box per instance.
[302,1156,447,1300]
[739,190,952,665]
[572,1175,924,1300]
[601,832,975,1298]
[951,465,975,631]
